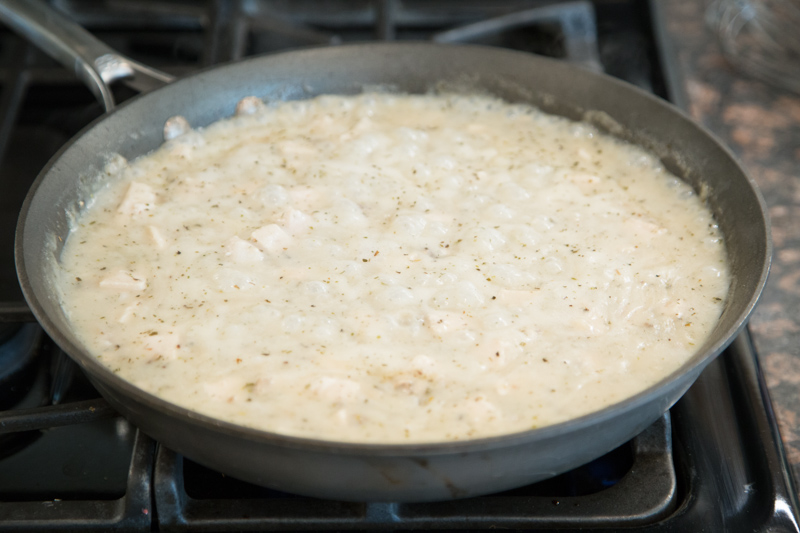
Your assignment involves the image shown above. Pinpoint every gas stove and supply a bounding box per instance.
[0,1,798,531]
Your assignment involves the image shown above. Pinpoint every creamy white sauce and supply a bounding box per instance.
[57,93,729,443]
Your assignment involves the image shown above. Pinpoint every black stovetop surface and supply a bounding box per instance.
[0,1,798,531]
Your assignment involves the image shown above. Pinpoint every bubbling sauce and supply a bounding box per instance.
[57,93,729,443]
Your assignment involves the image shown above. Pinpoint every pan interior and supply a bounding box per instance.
[17,43,769,450]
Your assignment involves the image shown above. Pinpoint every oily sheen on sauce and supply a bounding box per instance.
[56,94,729,443]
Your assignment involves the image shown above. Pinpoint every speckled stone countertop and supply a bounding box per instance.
[662,0,800,491]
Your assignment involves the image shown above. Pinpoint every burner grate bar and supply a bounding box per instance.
[432,1,602,71]
[0,37,32,171]
[248,13,341,46]
[51,0,205,30]
[204,0,247,65]
[0,429,155,532]
[0,398,115,435]
[374,0,396,40]
[152,416,675,531]
[0,302,35,323]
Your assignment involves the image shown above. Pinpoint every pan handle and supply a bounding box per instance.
[0,0,176,112]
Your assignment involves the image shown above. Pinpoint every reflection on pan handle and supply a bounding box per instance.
[0,0,175,111]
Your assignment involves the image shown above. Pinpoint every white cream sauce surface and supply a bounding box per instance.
[57,94,729,443]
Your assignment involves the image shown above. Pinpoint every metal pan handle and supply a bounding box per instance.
[0,0,175,112]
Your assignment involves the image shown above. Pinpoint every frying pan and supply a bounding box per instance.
[2,0,770,502]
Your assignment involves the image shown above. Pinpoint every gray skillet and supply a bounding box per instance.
[2,0,770,501]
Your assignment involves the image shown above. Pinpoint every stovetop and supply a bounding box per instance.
[0,1,798,531]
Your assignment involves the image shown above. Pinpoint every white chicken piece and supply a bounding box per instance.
[143,333,180,360]
[483,338,517,367]
[496,380,512,396]
[204,376,247,402]
[235,96,265,116]
[148,226,167,249]
[624,215,668,237]
[117,301,140,324]
[310,376,361,403]
[251,224,291,253]
[411,354,437,378]
[330,198,367,226]
[427,310,471,337]
[335,408,349,425]
[117,182,155,217]
[496,289,538,306]
[103,154,127,177]
[339,117,373,141]
[308,114,335,134]
[99,270,146,292]
[278,140,317,158]
[288,187,319,210]
[278,208,313,236]
[566,171,604,196]
[163,115,191,141]
[465,396,501,423]
[224,236,264,264]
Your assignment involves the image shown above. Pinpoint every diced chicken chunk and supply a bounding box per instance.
[235,96,264,116]
[143,333,180,360]
[331,198,367,225]
[663,298,689,319]
[278,208,312,235]
[411,354,437,377]
[354,117,374,134]
[335,408,349,425]
[251,224,291,253]
[496,381,512,396]
[117,182,155,217]
[148,226,167,249]
[204,376,246,401]
[288,187,319,210]
[278,140,316,158]
[214,267,256,292]
[308,114,335,133]
[496,289,538,306]
[310,376,361,403]
[163,115,191,141]
[624,216,668,237]
[99,270,146,292]
[338,118,375,142]
[466,396,500,422]
[567,172,603,196]
[253,378,273,395]
[427,311,471,336]
[570,317,610,336]
[103,154,127,177]
[483,338,517,366]
[225,236,264,264]
[118,301,140,323]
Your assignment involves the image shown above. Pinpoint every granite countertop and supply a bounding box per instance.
[663,0,800,492]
